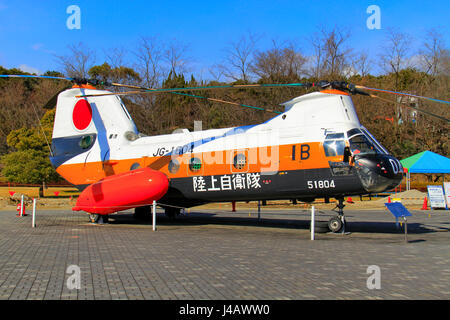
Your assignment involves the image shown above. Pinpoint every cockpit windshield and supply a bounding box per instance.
[360,127,389,154]
[347,127,386,155]
[348,135,378,155]
[324,128,388,158]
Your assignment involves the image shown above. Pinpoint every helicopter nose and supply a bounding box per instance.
[353,154,403,193]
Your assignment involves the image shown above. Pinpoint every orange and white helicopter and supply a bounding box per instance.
[1,75,448,232]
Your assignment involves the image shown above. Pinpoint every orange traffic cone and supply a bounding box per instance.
[387,196,391,203]
[347,197,354,204]
[421,197,428,210]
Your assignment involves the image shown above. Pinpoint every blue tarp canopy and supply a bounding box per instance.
[400,151,450,173]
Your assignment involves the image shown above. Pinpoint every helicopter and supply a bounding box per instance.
[1,74,448,232]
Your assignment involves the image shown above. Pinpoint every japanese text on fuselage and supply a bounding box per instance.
[193,173,262,192]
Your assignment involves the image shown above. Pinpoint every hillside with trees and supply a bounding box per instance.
[0,27,448,184]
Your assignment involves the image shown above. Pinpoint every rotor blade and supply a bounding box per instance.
[80,83,284,114]
[355,85,450,105]
[110,82,151,90]
[76,82,311,98]
[0,74,74,81]
[368,92,449,123]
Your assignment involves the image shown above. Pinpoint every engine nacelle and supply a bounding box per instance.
[73,167,169,214]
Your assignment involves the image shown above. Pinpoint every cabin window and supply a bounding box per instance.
[168,159,180,174]
[189,157,202,172]
[233,154,247,170]
[323,139,345,157]
[79,135,95,149]
[116,96,131,120]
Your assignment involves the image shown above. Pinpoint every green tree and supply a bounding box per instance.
[1,109,60,196]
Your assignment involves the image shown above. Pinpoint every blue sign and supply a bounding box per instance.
[385,202,412,219]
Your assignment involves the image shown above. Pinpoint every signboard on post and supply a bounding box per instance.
[427,185,447,209]
[444,182,450,209]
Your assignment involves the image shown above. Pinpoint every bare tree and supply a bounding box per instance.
[308,27,352,79]
[379,29,413,88]
[308,32,324,79]
[353,51,372,77]
[419,29,447,77]
[164,39,191,77]
[134,36,164,88]
[208,63,226,82]
[322,27,352,78]
[105,46,127,69]
[220,33,260,82]
[55,43,96,78]
[441,50,450,76]
[252,40,307,82]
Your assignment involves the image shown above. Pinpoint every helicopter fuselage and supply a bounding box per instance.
[50,88,403,209]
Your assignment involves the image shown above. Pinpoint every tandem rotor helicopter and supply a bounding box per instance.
[1,73,449,232]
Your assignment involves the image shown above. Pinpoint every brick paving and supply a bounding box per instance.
[0,206,449,300]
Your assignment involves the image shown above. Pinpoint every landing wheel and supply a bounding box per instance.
[89,214,109,224]
[165,207,180,219]
[332,197,347,234]
[328,217,343,233]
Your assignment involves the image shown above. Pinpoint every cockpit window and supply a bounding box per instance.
[360,127,389,154]
[323,139,345,157]
[116,96,131,120]
[323,132,345,157]
[325,133,344,140]
[349,134,379,155]
[347,127,388,155]
[347,128,362,138]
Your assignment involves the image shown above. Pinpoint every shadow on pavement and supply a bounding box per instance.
[107,211,444,235]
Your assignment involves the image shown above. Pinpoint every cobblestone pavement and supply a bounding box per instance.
[0,206,449,300]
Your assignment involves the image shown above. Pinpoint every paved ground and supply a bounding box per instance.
[0,206,449,300]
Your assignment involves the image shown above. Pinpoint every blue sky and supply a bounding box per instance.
[0,0,448,78]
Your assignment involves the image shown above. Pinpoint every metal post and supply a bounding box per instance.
[407,171,411,191]
[404,217,408,243]
[20,195,24,216]
[32,198,36,228]
[257,201,261,221]
[152,200,156,231]
[311,206,315,241]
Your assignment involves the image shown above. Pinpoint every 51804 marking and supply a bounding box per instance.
[307,180,335,189]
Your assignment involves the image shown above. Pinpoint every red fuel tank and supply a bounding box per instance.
[73,167,169,214]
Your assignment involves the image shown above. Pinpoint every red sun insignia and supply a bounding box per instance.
[72,99,92,131]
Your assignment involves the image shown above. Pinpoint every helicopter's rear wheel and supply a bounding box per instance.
[328,216,343,233]
[89,214,108,224]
